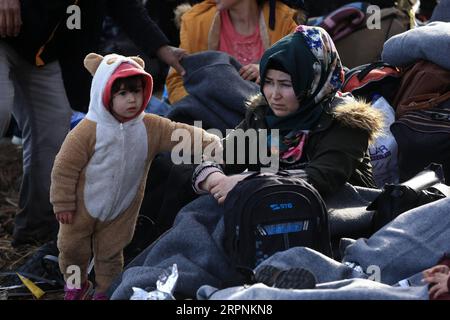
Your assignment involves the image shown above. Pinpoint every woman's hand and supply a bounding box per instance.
[0,0,22,38]
[56,211,75,224]
[203,173,249,204]
[239,64,260,83]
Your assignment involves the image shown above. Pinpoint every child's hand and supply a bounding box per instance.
[424,272,450,299]
[56,211,75,224]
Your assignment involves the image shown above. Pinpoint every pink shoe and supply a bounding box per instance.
[64,281,93,300]
[92,292,109,300]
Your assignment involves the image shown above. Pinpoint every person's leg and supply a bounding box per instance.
[197,277,429,300]
[57,209,95,289]
[343,197,450,285]
[110,196,243,300]
[255,246,367,284]
[93,208,139,295]
[11,59,72,246]
[0,42,15,138]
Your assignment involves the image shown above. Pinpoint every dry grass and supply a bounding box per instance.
[0,141,26,268]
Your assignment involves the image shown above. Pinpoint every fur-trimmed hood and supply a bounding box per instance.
[245,93,384,144]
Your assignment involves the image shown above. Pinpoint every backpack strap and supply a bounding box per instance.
[357,62,393,81]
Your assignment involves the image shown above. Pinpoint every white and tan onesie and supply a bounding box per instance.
[50,53,220,293]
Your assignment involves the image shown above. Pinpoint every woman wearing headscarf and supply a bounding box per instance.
[193,25,384,201]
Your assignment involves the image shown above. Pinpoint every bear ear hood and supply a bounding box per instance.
[84,53,146,76]
[84,53,153,125]
[84,53,104,76]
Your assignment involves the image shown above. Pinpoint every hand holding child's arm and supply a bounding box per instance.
[56,211,75,224]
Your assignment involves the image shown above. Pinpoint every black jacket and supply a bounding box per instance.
[4,0,169,112]
[5,0,168,65]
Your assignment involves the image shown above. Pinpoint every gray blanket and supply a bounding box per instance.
[110,195,236,299]
[197,278,428,300]
[381,22,450,70]
[197,196,450,300]
[168,51,259,135]
[110,186,449,300]
[430,0,450,23]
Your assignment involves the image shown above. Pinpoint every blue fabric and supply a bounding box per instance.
[145,96,171,117]
[70,111,86,130]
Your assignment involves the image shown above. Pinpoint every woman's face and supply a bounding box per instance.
[263,69,300,117]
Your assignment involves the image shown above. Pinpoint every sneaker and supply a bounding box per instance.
[274,268,316,289]
[254,265,316,289]
[92,292,109,300]
[253,265,281,287]
[64,281,93,300]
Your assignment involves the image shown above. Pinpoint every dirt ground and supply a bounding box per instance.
[0,140,64,300]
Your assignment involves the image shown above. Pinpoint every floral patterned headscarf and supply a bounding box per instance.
[260,26,345,163]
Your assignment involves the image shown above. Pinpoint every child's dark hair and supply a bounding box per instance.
[111,75,145,95]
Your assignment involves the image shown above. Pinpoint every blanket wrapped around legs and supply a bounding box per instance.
[109,195,238,299]
[110,189,450,300]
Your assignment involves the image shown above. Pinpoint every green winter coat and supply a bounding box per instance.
[221,93,384,197]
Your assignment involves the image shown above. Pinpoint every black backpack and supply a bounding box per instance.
[223,171,332,273]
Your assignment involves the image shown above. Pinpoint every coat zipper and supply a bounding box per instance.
[106,123,126,220]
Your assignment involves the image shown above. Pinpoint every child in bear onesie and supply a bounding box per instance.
[50,53,221,300]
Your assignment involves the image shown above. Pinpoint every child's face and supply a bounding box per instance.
[111,83,144,120]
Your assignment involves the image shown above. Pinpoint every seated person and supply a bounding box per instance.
[166,0,299,104]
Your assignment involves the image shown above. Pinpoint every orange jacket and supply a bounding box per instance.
[166,0,298,104]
